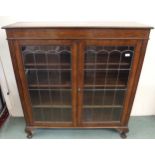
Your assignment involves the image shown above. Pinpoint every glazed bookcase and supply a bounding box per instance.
[3,22,152,138]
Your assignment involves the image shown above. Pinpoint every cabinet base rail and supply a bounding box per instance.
[25,126,129,139]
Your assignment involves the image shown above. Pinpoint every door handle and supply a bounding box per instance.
[78,88,81,92]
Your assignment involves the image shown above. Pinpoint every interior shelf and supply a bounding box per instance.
[26,68,71,71]
[29,83,125,89]
[85,62,130,66]
[32,105,122,109]
[29,88,72,91]
[25,63,131,71]
[85,62,131,69]
[84,84,126,89]
[26,69,71,88]
[83,105,122,108]
[29,84,71,88]
[84,69,129,89]
[84,68,130,71]
[25,63,71,69]
[32,105,72,108]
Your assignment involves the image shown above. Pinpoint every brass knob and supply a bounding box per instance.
[78,88,81,92]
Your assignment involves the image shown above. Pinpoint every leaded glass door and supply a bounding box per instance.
[78,40,135,125]
[19,40,77,126]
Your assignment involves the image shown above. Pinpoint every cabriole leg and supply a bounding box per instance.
[116,128,129,139]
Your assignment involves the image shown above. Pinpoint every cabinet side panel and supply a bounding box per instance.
[8,40,33,125]
[121,39,149,125]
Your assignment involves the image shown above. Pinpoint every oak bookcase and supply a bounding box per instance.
[3,22,152,138]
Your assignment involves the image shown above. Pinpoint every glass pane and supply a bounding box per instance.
[21,45,72,123]
[84,70,129,88]
[82,108,122,122]
[83,89,126,106]
[82,45,134,122]
[32,108,71,122]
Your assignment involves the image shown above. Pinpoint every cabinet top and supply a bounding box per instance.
[2,22,153,29]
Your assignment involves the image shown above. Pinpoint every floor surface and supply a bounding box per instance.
[0,116,155,139]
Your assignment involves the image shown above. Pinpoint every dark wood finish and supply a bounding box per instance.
[25,127,33,138]
[3,22,152,138]
[121,40,149,125]
[8,40,33,126]
[5,28,150,40]
[71,42,78,127]
[77,41,85,126]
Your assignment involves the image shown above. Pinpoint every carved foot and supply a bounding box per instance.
[116,128,129,139]
[25,127,33,139]
[120,131,127,139]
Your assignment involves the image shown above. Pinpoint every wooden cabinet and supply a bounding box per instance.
[3,22,152,138]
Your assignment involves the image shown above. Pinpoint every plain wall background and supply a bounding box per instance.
[0,0,155,116]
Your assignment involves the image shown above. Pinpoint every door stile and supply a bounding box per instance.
[77,41,85,126]
[71,41,78,127]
